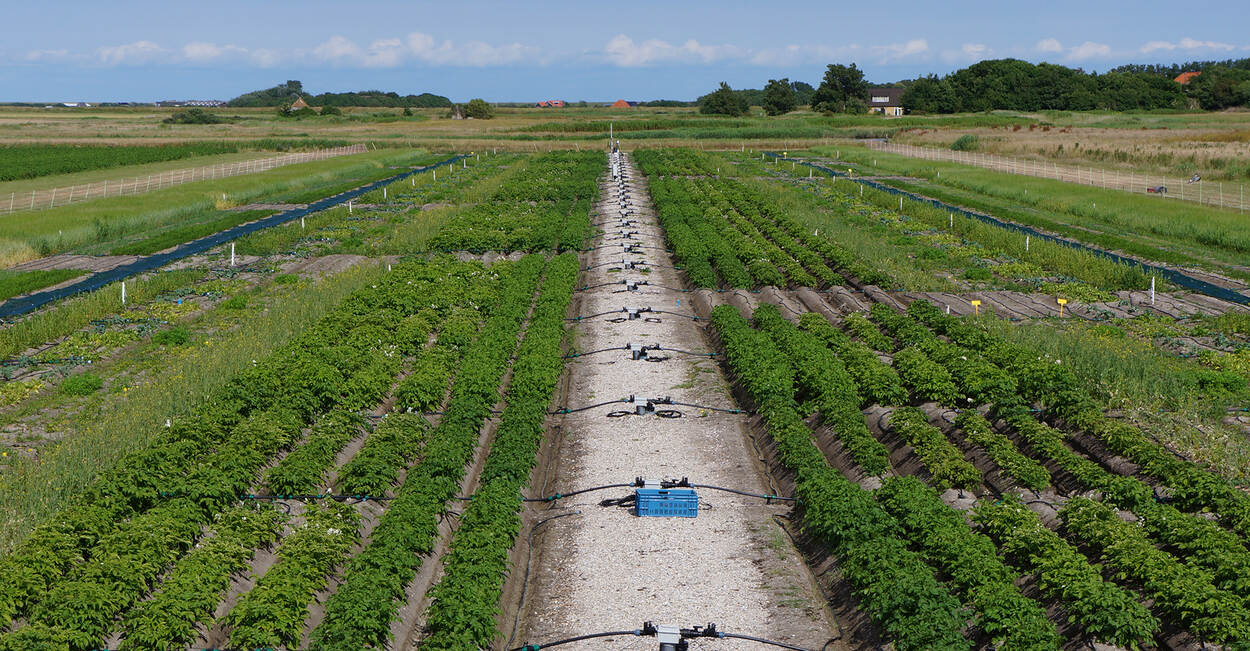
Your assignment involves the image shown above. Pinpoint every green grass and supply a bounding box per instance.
[110,210,276,256]
[0,149,431,267]
[815,145,1250,280]
[0,270,203,358]
[0,269,87,301]
[0,143,242,182]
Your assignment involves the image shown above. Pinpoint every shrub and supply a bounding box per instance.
[951,134,979,151]
[320,105,343,116]
[465,98,495,119]
[60,373,103,396]
[220,295,248,310]
[152,327,189,346]
[162,109,225,125]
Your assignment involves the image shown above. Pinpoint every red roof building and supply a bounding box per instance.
[610,99,633,108]
[1174,71,1201,85]
[536,100,566,108]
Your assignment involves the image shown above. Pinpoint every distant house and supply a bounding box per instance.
[289,96,310,110]
[1174,71,1201,85]
[867,88,904,116]
[609,99,637,108]
[61,102,92,108]
[536,100,566,108]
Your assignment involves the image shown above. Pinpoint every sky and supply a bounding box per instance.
[3,0,1248,103]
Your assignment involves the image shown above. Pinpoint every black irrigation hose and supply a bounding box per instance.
[668,400,745,414]
[689,484,794,502]
[155,492,394,502]
[510,626,819,651]
[549,398,631,415]
[510,629,644,650]
[522,483,634,503]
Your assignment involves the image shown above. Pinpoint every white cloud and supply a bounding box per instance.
[962,43,988,58]
[1141,37,1236,53]
[309,33,538,67]
[603,34,742,66]
[1065,41,1111,61]
[872,38,928,63]
[182,42,250,62]
[1036,38,1063,53]
[24,49,74,63]
[749,44,861,66]
[97,40,168,66]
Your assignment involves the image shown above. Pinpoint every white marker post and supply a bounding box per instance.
[949,213,953,229]
[349,201,353,215]
[1150,276,1156,305]
[383,187,387,200]
[301,216,305,229]
[230,243,236,267]
[121,281,126,305]
[1025,235,1030,252]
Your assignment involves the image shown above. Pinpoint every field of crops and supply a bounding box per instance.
[1,138,1249,651]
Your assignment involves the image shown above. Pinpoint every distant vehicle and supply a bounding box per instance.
[1147,185,1168,194]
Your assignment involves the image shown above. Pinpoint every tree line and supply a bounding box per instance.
[698,56,1250,115]
[228,80,452,108]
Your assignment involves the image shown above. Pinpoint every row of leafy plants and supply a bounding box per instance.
[419,252,579,648]
[709,304,971,650]
[307,254,548,650]
[0,257,499,649]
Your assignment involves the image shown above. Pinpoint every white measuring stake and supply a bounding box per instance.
[230,243,236,267]
[121,281,126,305]
[301,216,305,229]
[1150,276,1156,305]
[949,213,953,228]
[1025,235,1030,252]
[349,201,353,215]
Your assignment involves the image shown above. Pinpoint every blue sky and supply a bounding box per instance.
[3,0,1247,102]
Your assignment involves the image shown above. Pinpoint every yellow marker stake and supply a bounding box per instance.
[1057,298,1068,317]
[970,299,981,316]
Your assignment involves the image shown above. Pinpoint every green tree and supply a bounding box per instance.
[901,75,957,113]
[465,98,495,119]
[320,105,343,116]
[762,78,798,115]
[699,82,749,116]
[790,81,816,106]
[811,63,870,113]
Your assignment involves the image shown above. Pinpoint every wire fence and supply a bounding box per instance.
[866,141,1247,213]
[0,144,368,216]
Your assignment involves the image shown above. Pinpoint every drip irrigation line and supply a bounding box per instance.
[507,509,583,649]
[510,623,819,651]
[668,400,745,414]
[654,310,702,321]
[689,484,793,502]
[154,492,395,502]
[564,309,621,321]
[522,483,634,502]
[510,629,643,650]
[549,398,631,415]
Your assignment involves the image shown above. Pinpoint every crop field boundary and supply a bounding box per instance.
[0,144,368,215]
[0,152,468,318]
[869,141,1248,213]
[769,152,1250,308]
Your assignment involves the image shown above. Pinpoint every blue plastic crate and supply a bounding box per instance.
[635,487,698,518]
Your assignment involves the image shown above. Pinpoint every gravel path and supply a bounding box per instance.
[519,153,839,651]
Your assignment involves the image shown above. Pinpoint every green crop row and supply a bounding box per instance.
[116,505,287,651]
[224,501,361,650]
[336,413,430,497]
[420,251,578,649]
[710,304,970,650]
[308,254,547,650]
[0,258,493,648]
[752,305,890,474]
[264,410,367,496]
[795,313,908,406]
[973,497,1159,648]
[955,411,1050,490]
[1061,498,1250,644]
[906,299,1250,539]
[876,476,1058,650]
[888,408,981,490]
